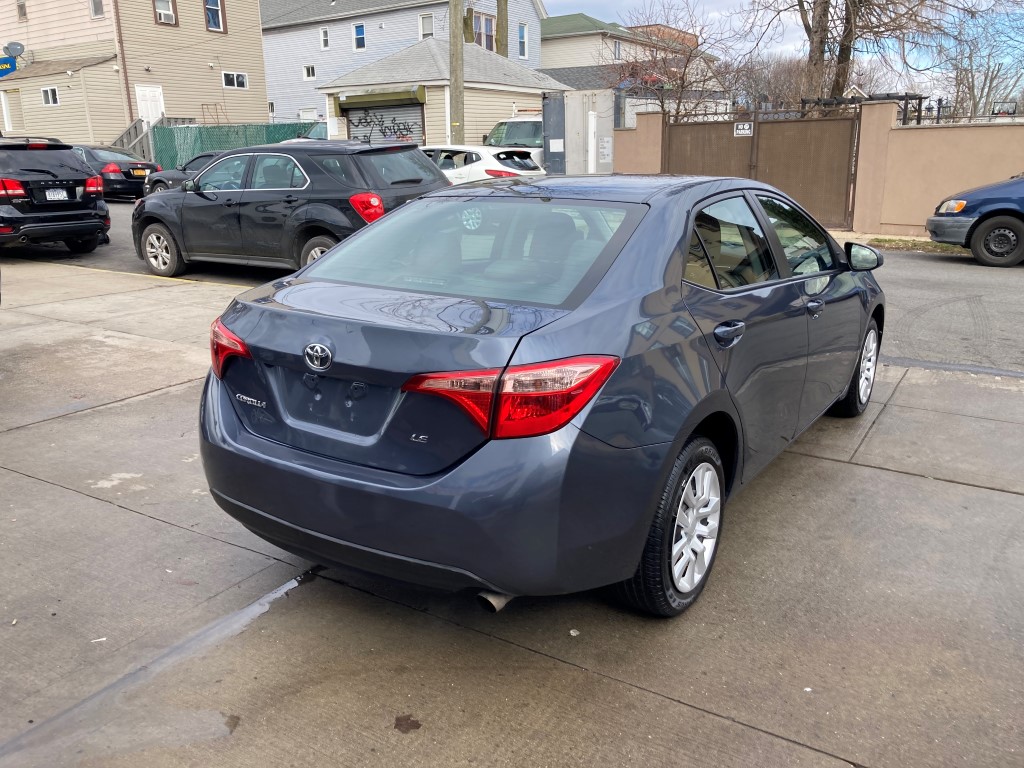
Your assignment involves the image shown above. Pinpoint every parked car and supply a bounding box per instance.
[0,137,110,253]
[422,145,545,185]
[281,121,329,143]
[71,145,161,199]
[132,141,449,277]
[200,175,885,617]
[926,174,1024,266]
[483,114,544,166]
[144,152,220,195]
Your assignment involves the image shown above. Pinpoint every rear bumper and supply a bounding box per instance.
[926,215,975,246]
[104,178,146,197]
[200,373,669,596]
[0,218,109,245]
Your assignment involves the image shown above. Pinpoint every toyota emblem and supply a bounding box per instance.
[304,343,332,371]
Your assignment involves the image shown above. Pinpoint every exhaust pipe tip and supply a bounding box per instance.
[19,235,28,243]
[477,591,514,613]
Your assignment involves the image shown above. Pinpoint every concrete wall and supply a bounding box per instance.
[612,111,662,174]
[854,101,1024,236]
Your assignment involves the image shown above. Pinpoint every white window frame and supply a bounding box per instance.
[419,13,433,40]
[474,13,496,52]
[90,0,105,18]
[41,87,60,106]
[16,0,26,21]
[518,22,528,59]
[154,0,176,25]
[222,71,248,89]
[205,0,225,33]
[320,27,330,50]
[613,40,622,61]
[303,65,316,81]
[352,22,366,51]
[268,101,275,116]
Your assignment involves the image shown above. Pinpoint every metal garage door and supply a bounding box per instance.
[344,104,424,143]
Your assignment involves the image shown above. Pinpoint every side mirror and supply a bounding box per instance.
[174,164,184,171]
[182,179,196,192]
[846,242,884,271]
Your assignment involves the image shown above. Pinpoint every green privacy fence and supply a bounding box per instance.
[151,123,315,169]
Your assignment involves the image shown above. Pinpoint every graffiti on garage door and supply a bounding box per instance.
[345,106,424,143]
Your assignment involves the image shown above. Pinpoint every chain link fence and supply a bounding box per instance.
[151,123,315,169]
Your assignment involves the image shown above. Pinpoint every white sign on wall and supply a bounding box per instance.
[733,122,753,137]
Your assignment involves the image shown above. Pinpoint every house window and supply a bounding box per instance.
[268,101,275,116]
[205,0,225,32]
[154,0,176,25]
[16,0,26,21]
[613,40,622,60]
[90,0,104,18]
[474,13,496,51]
[222,71,247,89]
[353,23,365,50]
[320,27,329,49]
[419,13,433,39]
[41,87,59,106]
[518,22,528,58]
[303,65,316,81]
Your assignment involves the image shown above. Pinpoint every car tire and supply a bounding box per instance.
[829,319,879,418]
[617,436,725,618]
[149,182,168,194]
[969,216,1024,267]
[300,235,338,266]
[63,236,99,255]
[141,223,185,277]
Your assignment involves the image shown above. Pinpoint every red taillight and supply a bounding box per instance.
[210,318,252,379]
[0,178,27,197]
[0,226,13,234]
[402,355,619,439]
[85,176,103,195]
[27,143,48,150]
[101,163,121,175]
[156,164,163,172]
[484,169,519,178]
[349,192,385,223]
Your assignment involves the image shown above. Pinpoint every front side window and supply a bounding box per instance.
[353,23,366,50]
[419,13,433,39]
[518,23,528,58]
[320,27,330,49]
[41,87,59,106]
[251,154,308,190]
[303,65,315,81]
[756,195,835,275]
[154,0,176,24]
[222,71,248,89]
[196,155,248,192]
[693,197,778,289]
[474,13,496,51]
[205,0,224,32]
[90,0,104,18]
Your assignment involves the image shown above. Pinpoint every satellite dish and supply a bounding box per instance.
[4,42,25,57]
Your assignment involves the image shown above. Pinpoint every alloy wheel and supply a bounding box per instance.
[671,462,721,593]
[307,246,328,262]
[145,233,171,271]
[858,328,878,404]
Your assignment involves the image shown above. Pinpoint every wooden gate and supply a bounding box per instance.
[664,112,859,228]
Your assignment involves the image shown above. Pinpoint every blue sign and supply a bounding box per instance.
[0,57,16,78]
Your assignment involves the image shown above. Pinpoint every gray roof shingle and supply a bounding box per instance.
[319,38,570,91]
[0,55,116,83]
[538,65,623,90]
[261,0,549,30]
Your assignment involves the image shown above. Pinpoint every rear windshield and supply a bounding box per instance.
[494,150,540,171]
[0,148,94,176]
[352,148,446,187]
[90,147,144,162]
[302,197,645,307]
[486,120,543,148]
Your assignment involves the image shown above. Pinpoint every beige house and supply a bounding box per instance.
[539,13,641,69]
[0,0,268,144]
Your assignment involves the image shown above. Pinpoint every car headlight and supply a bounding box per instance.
[938,199,967,214]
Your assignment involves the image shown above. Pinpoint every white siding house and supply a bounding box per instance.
[261,0,548,124]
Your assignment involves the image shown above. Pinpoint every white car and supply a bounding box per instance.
[421,145,545,185]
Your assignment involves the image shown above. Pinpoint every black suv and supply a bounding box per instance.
[0,137,111,254]
[131,141,449,277]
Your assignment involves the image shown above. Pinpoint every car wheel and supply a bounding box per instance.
[617,436,724,617]
[141,223,185,277]
[829,319,879,417]
[300,235,337,266]
[63,236,99,255]
[150,182,168,194]
[969,216,1024,267]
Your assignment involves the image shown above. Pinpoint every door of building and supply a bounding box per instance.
[135,85,165,128]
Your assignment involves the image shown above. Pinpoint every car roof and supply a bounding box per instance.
[422,144,509,153]
[426,174,768,204]
[223,141,421,155]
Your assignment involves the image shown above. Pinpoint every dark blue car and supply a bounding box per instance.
[200,176,885,617]
[926,173,1024,266]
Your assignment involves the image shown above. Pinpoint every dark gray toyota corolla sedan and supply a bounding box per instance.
[200,175,885,617]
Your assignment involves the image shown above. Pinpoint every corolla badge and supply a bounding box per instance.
[235,393,267,408]
[304,343,332,371]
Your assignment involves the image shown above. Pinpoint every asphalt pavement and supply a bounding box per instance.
[0,202,1022,767]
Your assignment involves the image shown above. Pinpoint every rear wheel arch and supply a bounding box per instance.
[659,392,743,500]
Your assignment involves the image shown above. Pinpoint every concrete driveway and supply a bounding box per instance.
[0,204,1021,767]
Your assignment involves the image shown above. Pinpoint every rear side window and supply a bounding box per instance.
[308,153,363,186]
[0,148,94,176]
[352,149,445,186]
[302,198,646,307]
[693,197,778,289]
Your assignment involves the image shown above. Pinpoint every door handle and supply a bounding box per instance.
[223,199,237,208]
[714,321,745,347]
[806,299,825,316]
[283,195,299,203]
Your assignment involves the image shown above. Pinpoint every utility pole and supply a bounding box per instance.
[449,0,465,143]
